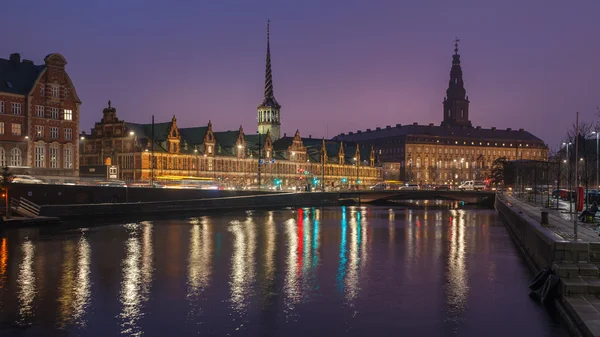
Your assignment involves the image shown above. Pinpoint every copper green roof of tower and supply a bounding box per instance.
[260,19,280,108]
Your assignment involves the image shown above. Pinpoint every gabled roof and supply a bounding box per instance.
[179,127,207,145]
[0,56,45,95]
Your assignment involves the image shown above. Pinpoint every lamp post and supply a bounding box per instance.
[592,131,599,189]
[354,157,359,190]
[129,131,136,184]
[563,142,572,213]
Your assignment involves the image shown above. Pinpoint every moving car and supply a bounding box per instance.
[12,175,44,184]
[401,184,419,190]
[370,183,388,191]
[434,184,451,191]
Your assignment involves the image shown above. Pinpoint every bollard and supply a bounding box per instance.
[541,211,549,225]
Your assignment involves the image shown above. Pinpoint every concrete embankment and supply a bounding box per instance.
[496,195,600,337]
[38,192,341,220]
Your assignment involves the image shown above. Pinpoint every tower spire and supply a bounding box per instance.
[441,38,471,127]
[262,19,278,107]
[257,19,281,141]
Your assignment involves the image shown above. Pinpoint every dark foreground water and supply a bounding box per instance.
[0,206,568,337]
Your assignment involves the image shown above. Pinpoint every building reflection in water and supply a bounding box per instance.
[229,216,257,314]
[0,238,7,289]
[263,211,276,292]
[17,239,36,324]
[336,206,368,303]
[445,209,469,325]
[58,241,76,327]
[187,217,213,318]
[119,222,154,336]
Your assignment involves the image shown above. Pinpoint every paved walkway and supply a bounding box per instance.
[503,195,600,242]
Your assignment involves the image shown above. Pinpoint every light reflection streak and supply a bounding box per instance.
[17,240,36,323]
[445,210,469,325]
[0,238,7,289]
[187,217,212,318]
[58,241,76,327]
[284,218,299,308]
[336,207,348,293]
[73,235,91,326]
[229,217,256,314]
[264,211,276,286]
[345,210,359,301]
[119,222,153,336]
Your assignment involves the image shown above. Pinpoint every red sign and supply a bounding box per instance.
[577,187,585,212]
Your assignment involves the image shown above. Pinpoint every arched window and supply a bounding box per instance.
[0,148,5,167]
[10,148,21,167]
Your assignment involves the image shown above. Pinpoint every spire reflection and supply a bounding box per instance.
[283,217,299,308]
[187,217,212,318]
[119,222,154,336]
[17,239,36,323]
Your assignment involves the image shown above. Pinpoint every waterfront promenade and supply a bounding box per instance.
[498,195,600,337]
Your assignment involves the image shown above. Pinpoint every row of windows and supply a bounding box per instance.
[34,106,73,120]
[0,102,73,120]
[40,85,69,99]
[0,148,23,166]
[34,125,73,140]
[33,144,73,169]
[0,122,21,136]
[407,146,544,157]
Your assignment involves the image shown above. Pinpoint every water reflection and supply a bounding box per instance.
[187,216,213,318]
[119,222,154,336]
[0,237,7,289]
[17,239,36,323]
[445,210,470,326]
[57,234,92,328]
[284,215,299,309]
[229,216,257,315]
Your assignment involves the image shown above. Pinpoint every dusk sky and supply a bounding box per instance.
[4,0,599,148]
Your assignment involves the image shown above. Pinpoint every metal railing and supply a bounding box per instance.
[10,197,41,218]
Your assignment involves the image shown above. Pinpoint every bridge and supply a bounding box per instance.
[338,190,496,205]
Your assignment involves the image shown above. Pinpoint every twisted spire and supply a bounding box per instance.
[261,19,280,108]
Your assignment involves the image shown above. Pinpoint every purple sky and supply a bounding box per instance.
[3,0,599,148]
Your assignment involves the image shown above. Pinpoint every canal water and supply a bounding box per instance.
[0,205,568,336]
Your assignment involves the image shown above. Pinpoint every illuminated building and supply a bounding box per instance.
[0,53,81,183]
[80,21,382,188]
[334,40,548,184]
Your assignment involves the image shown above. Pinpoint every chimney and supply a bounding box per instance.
[476,126,481,130]
[366,128,371,132]
[491,127,496,131]
[357,130,362,134]
[386,125,391,129]
[507,128,512,131]
[349,131,353,135]
[428,123,434,127]
[340,133,345,136]
[413,122,418,126]
[9,53,20,65]
[283,133,286,137]
[376,127,381,131]
[309,135,312,139]
[519,128,524,132]
[396,124,402,128]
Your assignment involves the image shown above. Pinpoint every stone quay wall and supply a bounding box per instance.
[38,192,341,219]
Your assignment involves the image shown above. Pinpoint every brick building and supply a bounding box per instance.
[0,53,81,183]
[334,40,548,185]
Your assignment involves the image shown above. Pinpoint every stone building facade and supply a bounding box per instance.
[334,40,548,185]
[0,53,81,183]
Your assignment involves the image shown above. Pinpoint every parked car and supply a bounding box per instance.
[12,175,44,184]
[401,184,419,190]
[434,184,451,191]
